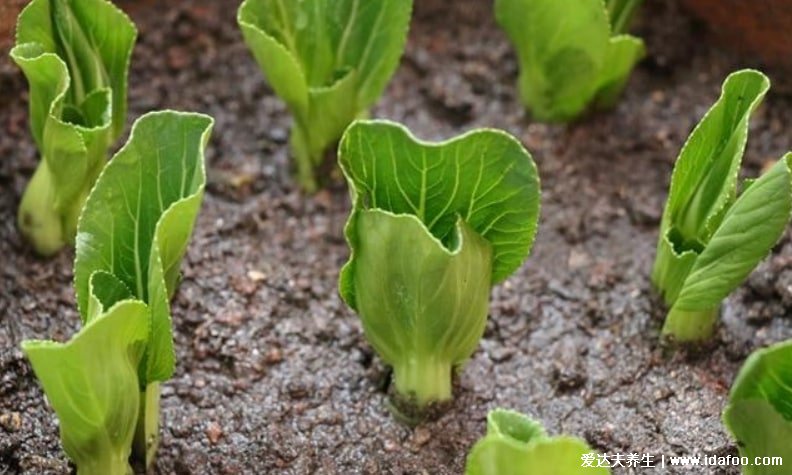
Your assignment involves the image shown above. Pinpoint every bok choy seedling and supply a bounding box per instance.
[22,111,213,474]
[652,69,792,342]
[495,0,645,122]
[237,0,413,192]
[466,409,610,475]
[338,120,540,414]
[724,340,792,475]
[11,0,136,256]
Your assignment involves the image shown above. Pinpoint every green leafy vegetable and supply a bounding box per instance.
[11,0,136,256]
[466,409,610,475]
[22,111,213,473]
[724,340,792,475]
[338,120,540,411]
[237,0,413,192]
[651,69,792,342]
[495,0,644,122]
[22,301,149,475]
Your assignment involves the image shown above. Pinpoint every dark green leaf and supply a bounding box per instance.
[74,111,213,383]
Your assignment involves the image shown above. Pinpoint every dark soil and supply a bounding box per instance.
[2,1,791,474]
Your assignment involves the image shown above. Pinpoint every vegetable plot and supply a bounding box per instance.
[724,340,792,475]
[495,0,644,122]
[11,0,136,256]
[652,69,792,342]
[238,0,413,192]
[22,111,213,474]
[466,409,610,475]
[338,120,540,415]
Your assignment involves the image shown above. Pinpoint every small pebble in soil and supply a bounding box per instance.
[206,422,223,444]
[0,412,21,431]
[411,427,432,448]
[264,347,283,365]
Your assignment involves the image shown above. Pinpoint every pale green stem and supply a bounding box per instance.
[18,160,66,256]
[651,234,697,306]
[289,121,319,193]
[76,452,132,475]
[132,383,160,470]
[393,357,453,408]
[662,306,719,342]
[18,158,96,256]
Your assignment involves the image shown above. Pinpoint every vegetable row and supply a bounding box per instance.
[9,0,792,474]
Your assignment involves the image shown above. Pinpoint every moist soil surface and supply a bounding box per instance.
[1,1,791,474]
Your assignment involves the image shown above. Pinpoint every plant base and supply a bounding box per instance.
[393,358,452,405]
[661,306,719,342]
[18,161,66,256]
[132,382,160,470]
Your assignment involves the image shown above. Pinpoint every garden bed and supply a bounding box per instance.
[1,0,791,473]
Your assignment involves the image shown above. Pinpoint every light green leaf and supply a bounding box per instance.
[593,35,645,108]
[724,340,792,474]
[659,70,770,251]
[237,0,413,190]
[237,4,309,117]
[74,111,214,383]
[495,0,644,122]
[290,69,359,169]
[86,270,133,323]
[22,300,149,475]
[339,120,540,288]
[466,409,610,475]
[651,71,790,342]
[486,409,547,442]
[728,340,792,420]
[672,155,792,313]
[346,210,492,405]
[338,120,540,406]
[11,0,137,255]
[16,0,137,138]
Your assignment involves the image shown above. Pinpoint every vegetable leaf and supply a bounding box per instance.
[339,120,540,288]
[22,300,149,475]
[593,35,645,108]
[466,409,610,475]
[673,154,792,312]
[495,0,644,122]
[11,0,136,255]
[724,340,792,474]
[651,70,792,341]
[346,210,493,405]
[338,120,540,408]
[658,70,770,255]
[74,111,214,384]
[22,111,212,471]
[237,0,413,191]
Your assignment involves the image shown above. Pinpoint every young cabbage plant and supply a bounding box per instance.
[22,111,213,474]
[652,70,792,342]
[724,340,792,475]
[338,120,540,413]
[466,409,610,475]
[11,0,136,256]
[495,0,645,122]
[237,0,413,192]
